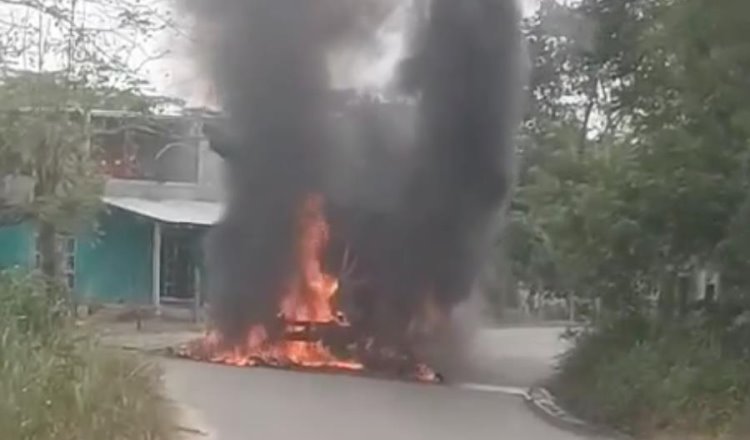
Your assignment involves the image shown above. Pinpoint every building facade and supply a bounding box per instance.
[0,109,225,308]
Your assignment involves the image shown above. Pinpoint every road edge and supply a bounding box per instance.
[525,386,630,439]
[172,399,216,440]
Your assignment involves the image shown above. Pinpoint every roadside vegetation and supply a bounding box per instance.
[505,0,750,438]
[0,270,177,440]
[0,3,181,433]
[554,315,750,438]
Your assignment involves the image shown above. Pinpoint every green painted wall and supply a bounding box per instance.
[1,208,210,305]
[75,208,153,304]
[0,223,33,269]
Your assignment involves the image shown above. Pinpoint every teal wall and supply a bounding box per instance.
[1,208,209,305]
[75,207,153,304]
[0,222,33,269]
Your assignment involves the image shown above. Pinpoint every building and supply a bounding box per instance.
[0,92,415,310]
[0,109,225,310]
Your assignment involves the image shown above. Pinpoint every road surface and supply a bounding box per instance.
[164,327,592,440]
[459,326,573,388]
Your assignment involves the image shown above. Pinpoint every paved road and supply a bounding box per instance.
[165,328,600,440]
[164,327,592,440]
[458,326,573,388]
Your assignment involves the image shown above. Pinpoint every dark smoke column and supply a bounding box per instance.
[188,0,356,341]
[371,0,527,344]
[188,0,526,349]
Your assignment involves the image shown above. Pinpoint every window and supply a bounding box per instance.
[34,233,76,290]
[91,115,200,183]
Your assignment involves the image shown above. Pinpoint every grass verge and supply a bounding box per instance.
[551,312,750,439]
[0,270,177,440]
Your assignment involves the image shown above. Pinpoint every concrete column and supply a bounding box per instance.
[152,222,162,314]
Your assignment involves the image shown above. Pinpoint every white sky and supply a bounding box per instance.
[0,0,542,107]
[145,0,543,107]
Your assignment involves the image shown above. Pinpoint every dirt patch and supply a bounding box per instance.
[78,304,204,352]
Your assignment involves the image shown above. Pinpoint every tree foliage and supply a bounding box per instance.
[499,1,750,435]
[510,0,750,314]
[0,0,178,282]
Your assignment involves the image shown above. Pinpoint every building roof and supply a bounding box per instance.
[103,197,223,226]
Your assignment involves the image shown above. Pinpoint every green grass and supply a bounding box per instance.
[552,313,750,439]
[0,270,177,440]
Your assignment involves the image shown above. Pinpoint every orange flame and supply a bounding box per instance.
[187,194,363,371]
[180,194,440,382]
[279,194,342,325]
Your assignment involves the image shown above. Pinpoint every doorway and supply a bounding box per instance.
[160,227,198,303]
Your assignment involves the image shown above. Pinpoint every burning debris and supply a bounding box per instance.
[177,193,440,382]
[179,0,525,382]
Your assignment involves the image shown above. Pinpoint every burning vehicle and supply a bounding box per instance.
[177,0,526,383]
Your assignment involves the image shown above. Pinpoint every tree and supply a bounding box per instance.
[0,0,179,285]
[508,0,750,317]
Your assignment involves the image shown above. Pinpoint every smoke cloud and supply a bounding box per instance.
[187,0,526,352]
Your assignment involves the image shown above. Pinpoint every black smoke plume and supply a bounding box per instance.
[188,0,526,352]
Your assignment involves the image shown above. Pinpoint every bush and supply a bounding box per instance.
[553,313,750,439]
[0,270,177,440]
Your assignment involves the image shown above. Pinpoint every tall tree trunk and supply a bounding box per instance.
[34,137,62,290]
[658,271,676,321]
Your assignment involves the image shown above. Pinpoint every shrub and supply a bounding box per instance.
[553,313,750,438]
[0,270,177,440]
